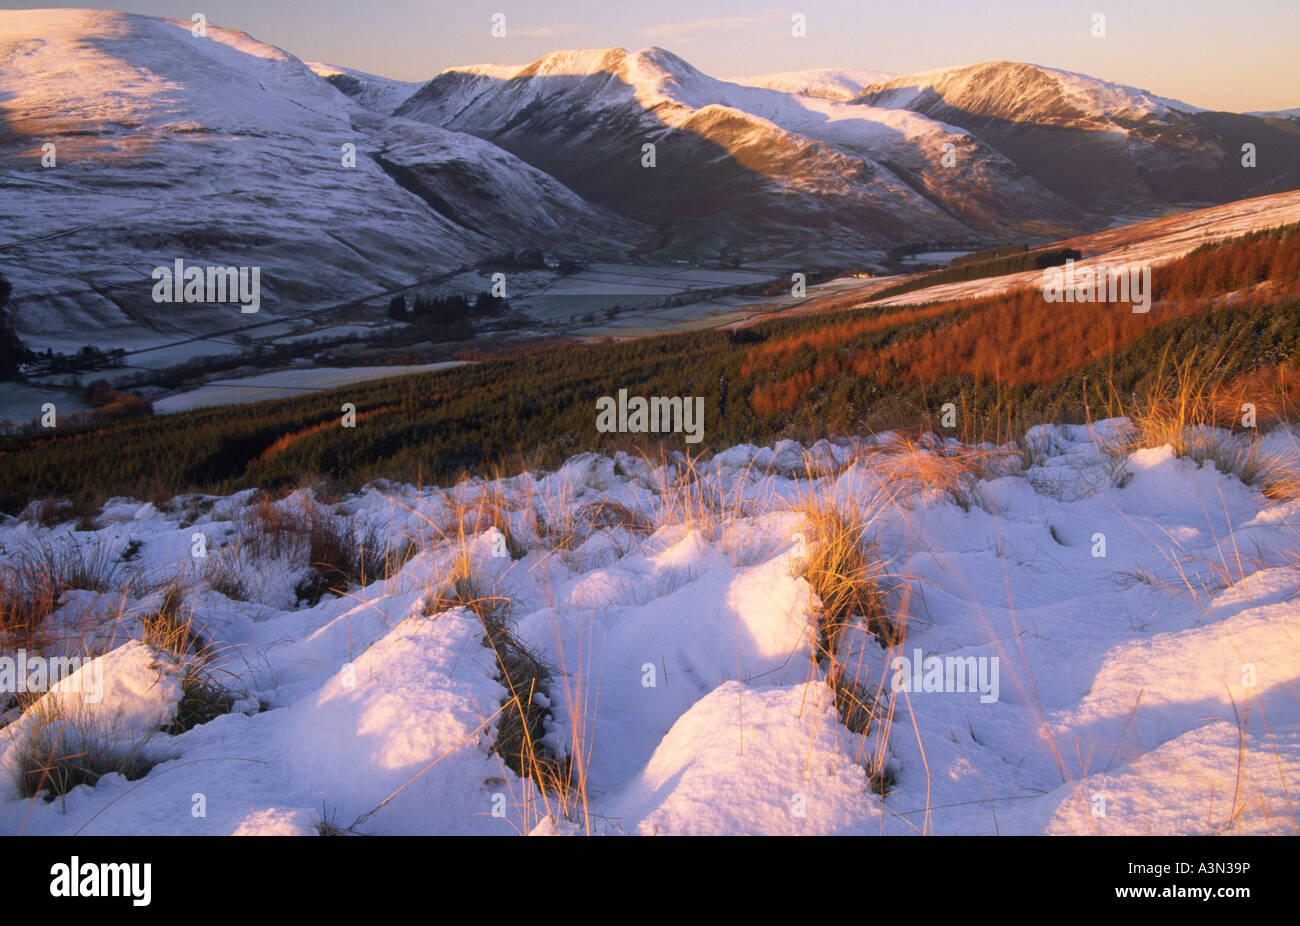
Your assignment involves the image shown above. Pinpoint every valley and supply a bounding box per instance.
[0,4,1296,845]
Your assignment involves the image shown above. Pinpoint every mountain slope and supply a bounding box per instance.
[396,47,1083,260]
[725,67,897,101]
[3,424,1298,834]
[0,10,640,353]
[307,61,423,113]
[854,62,1300,208]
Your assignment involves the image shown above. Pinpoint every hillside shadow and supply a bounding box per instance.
[854,87,1300,208]
[392,63,931,258]
[0,88,28,162]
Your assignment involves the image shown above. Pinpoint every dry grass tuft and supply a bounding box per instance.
[484,619,572,808]
[9,701,157,802]
[137,582,239,735]
[201,553,251,602]
[851,437,1007,513]
[829,665,879,734]
[0,539,123,651]
[140,583,201,655]
[576,499,654,536]
[868,762,899,798]
[649,454,757,541]
[20,494,103,530]
[799,499,898,653]
[422,554,508,623]
[449,492,530,559]
[797,497,902,797]
[1110,346,1300,501]
[421,554,578,818]
[1124,348,1229,457]
[234,493,415,604]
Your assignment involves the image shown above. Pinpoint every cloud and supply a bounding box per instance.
[642,11,787,43]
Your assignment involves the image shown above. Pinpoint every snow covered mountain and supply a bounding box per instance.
[0,10,640,353]
[1250,108,1300,123]
[398,47,1300,260]
[307,61,423,113]
[854,62,1300,209]
[725,67,898,101]
[396,47,1082,260]
[857,61,1206,124]
[2,10,1296,354]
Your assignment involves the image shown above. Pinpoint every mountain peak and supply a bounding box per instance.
[631,45,700,73]
[855,60,1203,123]
[514,47,633,79]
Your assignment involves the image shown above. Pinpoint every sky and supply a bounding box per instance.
[2,1,1297,111]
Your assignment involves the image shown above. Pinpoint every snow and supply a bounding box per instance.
[1248,108,1300,120]
[1045,64,1205,117]
[4,14,1268,364]
[0,10,637,354]
[860,61,1205,120]
[0,641,183,802]
[307,61,423,113]
[441,63,525,81]
[869,190,1300,308]
[0,385,92,427]
[607,682,875,835]
[152,362,469,413]
[397,45,1073,247]
[462,46,977,159]
[726,68,898,101]
[2,420,1297,834]
[274,611,515,835]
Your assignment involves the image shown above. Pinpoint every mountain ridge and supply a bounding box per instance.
[0,10,641,352]
[2,10,1298,355]
[396,46,1088,259]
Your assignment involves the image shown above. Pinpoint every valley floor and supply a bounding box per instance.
[1,421,1297,835]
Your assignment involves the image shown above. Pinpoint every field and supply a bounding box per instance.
[1,222,1298,514]
[1,413,1297,834]
[153,363,469,413]
[3,213,1300,839]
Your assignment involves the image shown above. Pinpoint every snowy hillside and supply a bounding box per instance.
[2,10,1295,355]
[397,46,1081,256]
[0,10,639,354]
[1249,108,1300,122]
[865,190,1300,308]
[307,61,423,113]
[855,61,1204,126]
[854,62,1300,209]
[726,68,898,101]
[2,422,1296,835]
[397,46,1300,258]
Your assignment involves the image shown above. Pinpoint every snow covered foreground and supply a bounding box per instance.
[2,421,1298,835]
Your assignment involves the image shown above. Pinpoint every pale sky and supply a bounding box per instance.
[3,1,1297,111]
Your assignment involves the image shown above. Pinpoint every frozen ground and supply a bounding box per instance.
[0,384,91,426]
[869,191,1300,308]
[152,362,469,413]
[0,421,1297,835]
[567,276,871,337]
